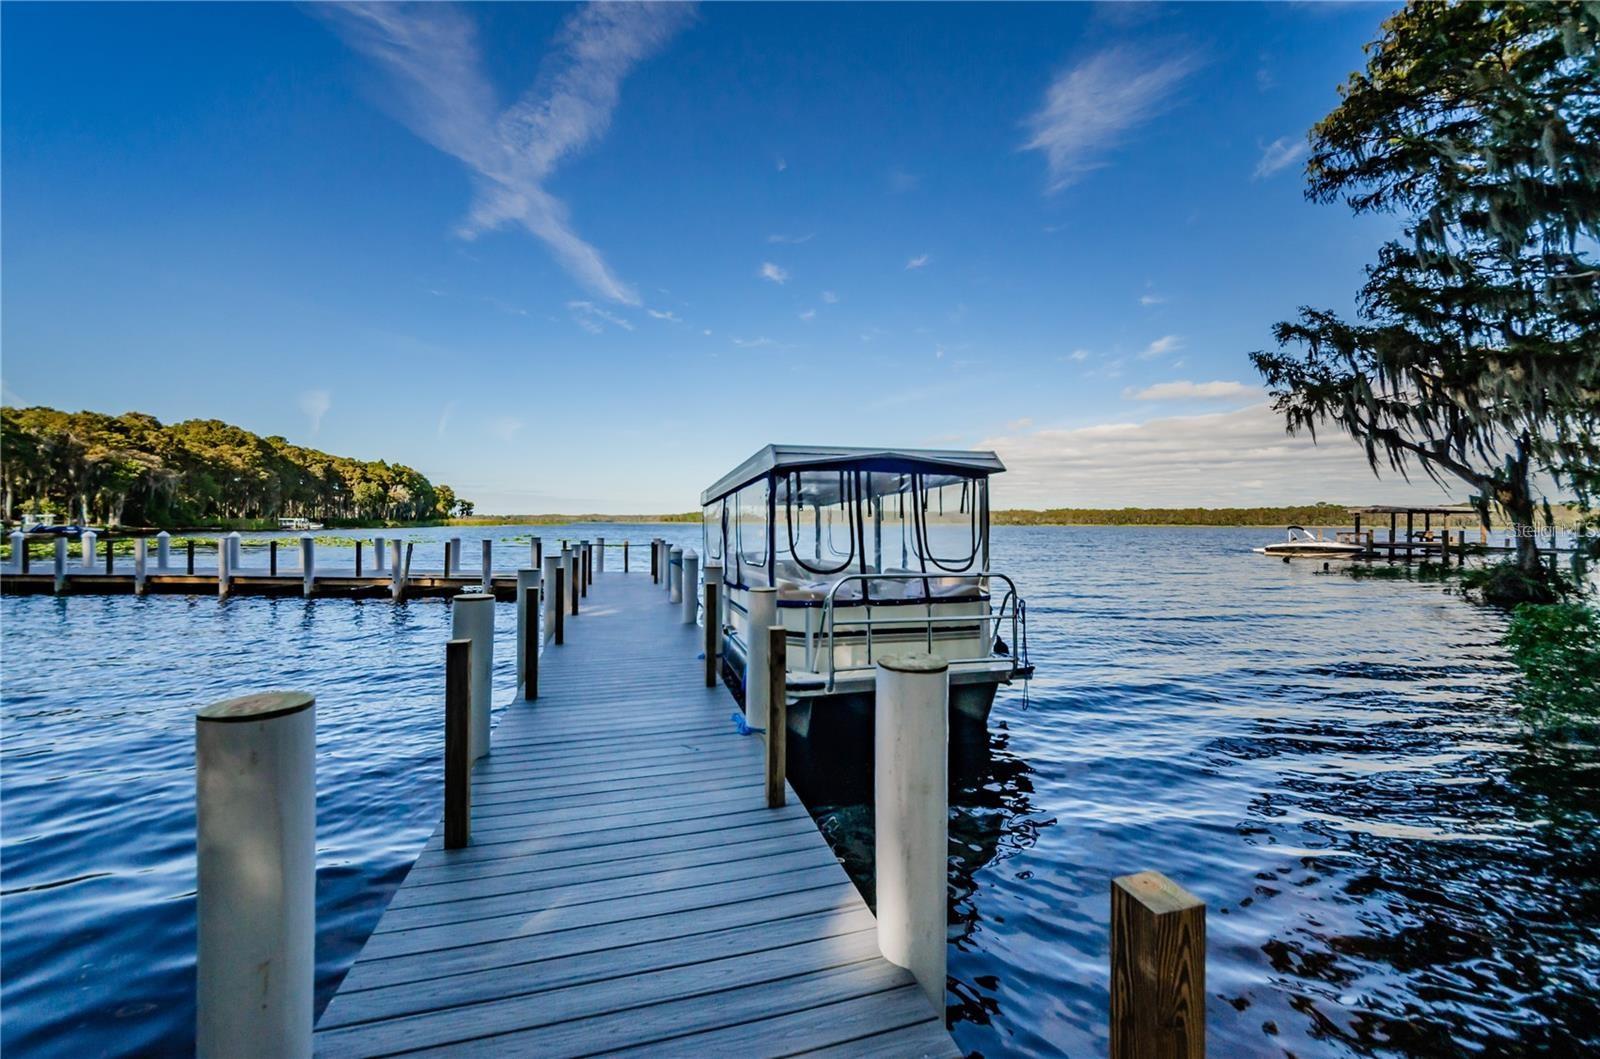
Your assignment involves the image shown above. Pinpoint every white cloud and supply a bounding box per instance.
[821,290,839,304]
[488,416,524,442]
[775,156,787,172]
[437,399,457,437]
[568,299,634,332]
[1139,293,1165,306]
[646,308,682,322]
[767,232,814,244]
[1125,379,1258,401]
[888,168,919,193]
[799,309,816,321]
[760,262,789,284]
[298,389,331,435]
[1065,348,1092,362]
[324,3,692,305]
[978,404,1462,507]
[1138,334,1184,359]
[732,336,776,348]
[1254,136,1308,180]
[1024,46,1200,192]
[906,253,931,270]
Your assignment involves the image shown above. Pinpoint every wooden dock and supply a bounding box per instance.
[313,571,958,1057]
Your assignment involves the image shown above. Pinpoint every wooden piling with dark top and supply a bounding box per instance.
[187,540,196,574]
[443,638,472,851]
[270,540,278,576]
[651,539,658,582]
[356,541,363,577]
[704,579,719,687]
[765,626,787,809]
[623,538,629,572]
[523,586,538,701]
[553,567,565,645]
[1110,870,1205,1059]
[104,538,114,576]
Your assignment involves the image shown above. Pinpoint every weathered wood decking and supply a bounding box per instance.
[314,571,957,1058]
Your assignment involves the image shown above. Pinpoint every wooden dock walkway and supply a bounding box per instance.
[313,571,958,1058]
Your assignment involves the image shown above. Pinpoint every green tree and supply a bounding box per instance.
[1252,1,1600,574]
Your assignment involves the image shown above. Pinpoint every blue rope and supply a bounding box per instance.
[731,711,764,735]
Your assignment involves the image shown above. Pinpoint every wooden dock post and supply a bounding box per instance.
[217,540,231,599]
[567,547,580,617]
[704,566,720,687]
[623,538,630,572]
[227,531,242,573]
[81,529,97,569]
[596,536,605,574]
[531,536,542,571]
[874,652,949,1013]
[449,536,462,576]
[300,533,316,597]
[187,539,196,575]
[134,538,147,595]
[270,540,278,576]
[669,546,683,604]
[522,585,539,700]
[746,587,778,727]
[1110,871,1205,1059]
[553,566,566,644]
[104,536,114,576]
[451,593,494,762]
[651,538,659,583]
[373,536,386,573]
[681,549,699,624]
[580,541,590,598]
[444,639,472,851]
[156,530,171,571]
[517,569,540,698]
[765,626,787,809]
[355,540,364,577]
[195,691,315,1059]
[53,538,67,594]
[481,539,493,594]
[541,555,561,644]
[8,530,22,573]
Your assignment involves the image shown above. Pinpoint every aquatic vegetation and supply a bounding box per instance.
[1505,602,1600,724]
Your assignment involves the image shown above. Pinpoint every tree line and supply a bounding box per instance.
[1,406,470,528]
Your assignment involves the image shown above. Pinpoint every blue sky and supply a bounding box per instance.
[3,1,1454,513]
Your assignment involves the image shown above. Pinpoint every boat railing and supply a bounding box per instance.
[815,571,1025,692]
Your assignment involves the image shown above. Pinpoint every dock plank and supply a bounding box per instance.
[315,572,956,1057]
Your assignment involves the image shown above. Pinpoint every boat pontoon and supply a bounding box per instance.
[702,445,1032,740]
[1253,525,1366,559]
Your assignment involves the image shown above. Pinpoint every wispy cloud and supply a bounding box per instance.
[1023,46,1200,192]
[820,290,839,304]
[1065,348,1092,362]
[799,308,816,322]
[905,253,931,270]
[324,3,693,305]
[569,299,635,332]
[732,335,777,348]
[1139,293,1165,306]
[299,389,331,435]
[775,156,788,172]
[646,308,682,323]
[1138,334,1184,359]
[887,168,920,193]
[437,399,458,437]
[760,262,789,284]
[1253,136,1308,180]
[489,416,525,442]
[1125,379,1257,401]
[767,232,814,244]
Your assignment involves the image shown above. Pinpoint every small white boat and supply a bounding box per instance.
[1253,525,1365,559]
[277,517,324,532]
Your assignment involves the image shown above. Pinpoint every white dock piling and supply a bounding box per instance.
[873,653,950,1012]
[669,546,683,604]
[480,539,493,594]
[53,538,68,594]
[134,538,148,595]
[195,691,315,1059]
[81,529,97,569]
[156,530,171,570]
[389,540,405,600]
[596,536,606,574]
[451,593,494,761]
[516,567,541,692]
[681,549,699,624]
[8,530,23,572]
[373,536,386,572]
[531,537,542,570]
[704,562,723,661]
[226,531,242,572]
[449,536,462,576]
[300,533,315,597]
[217,540,231,598]
[746,587,778,724]
[541,555,561,643]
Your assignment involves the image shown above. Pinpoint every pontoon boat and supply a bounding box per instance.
[702,445,1032,741]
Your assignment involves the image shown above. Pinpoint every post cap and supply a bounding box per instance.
[876,652,949,675]
[198,690,314,723]
[156,530,171,538]
[453,592,493,602]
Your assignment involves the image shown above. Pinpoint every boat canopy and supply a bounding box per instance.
[700,445,1005,506]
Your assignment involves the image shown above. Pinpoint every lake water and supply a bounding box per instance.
[2,524,1596,1057]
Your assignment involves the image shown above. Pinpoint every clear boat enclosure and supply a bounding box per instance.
[701,445,1030,729]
